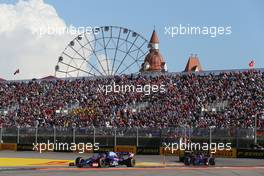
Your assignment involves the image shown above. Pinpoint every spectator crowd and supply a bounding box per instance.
[0,70,263,129]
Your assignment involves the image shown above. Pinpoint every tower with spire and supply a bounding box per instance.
[140,30,167,72]
[184,54,203,72]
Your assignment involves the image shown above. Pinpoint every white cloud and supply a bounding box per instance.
[0,0,72,80]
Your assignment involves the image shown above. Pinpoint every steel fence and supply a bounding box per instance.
[0,127,262,149]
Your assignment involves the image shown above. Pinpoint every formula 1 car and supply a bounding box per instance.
[180,150,215,166]
[69,152,136,168]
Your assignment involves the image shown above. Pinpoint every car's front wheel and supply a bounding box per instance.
[209,158,215,165]
[184,157,191,166]
[126,158,136,167]
[75,157,84,168]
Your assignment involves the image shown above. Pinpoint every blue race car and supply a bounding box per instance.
[183,151,215,166]
[69,152,136,168]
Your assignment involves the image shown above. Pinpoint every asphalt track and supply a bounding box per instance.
[0,151,264,176]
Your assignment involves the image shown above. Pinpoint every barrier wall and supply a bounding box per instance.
[3,143,264,159]
[212,148,237,158]
[137,147,160,155]
[0,143,17,151]
[237,149,264,159]
[159,147,181,156]
[159,147,237,158]
[114,145,137,153]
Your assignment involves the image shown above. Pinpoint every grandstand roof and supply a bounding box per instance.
[41,75,59,80]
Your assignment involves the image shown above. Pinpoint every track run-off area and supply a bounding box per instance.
[0,151,263,176]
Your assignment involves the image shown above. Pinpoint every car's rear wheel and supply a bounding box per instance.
[204,158,209,166]
[126,158,136,167]
[75,157,84,168]
[98,158,106,168]
[184,157,191,166]
[209,158,215,165]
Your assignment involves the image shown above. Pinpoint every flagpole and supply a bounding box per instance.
[13,69,19,82]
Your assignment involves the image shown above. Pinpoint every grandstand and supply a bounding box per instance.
[0,69,263,129]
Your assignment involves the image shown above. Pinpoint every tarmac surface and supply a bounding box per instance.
[0,151,263,176]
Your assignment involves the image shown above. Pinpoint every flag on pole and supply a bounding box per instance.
[249,60,255,69]
[14,69,20,75]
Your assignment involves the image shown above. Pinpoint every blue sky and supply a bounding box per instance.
[1,0,264,74]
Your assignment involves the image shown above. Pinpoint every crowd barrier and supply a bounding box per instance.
[1,143,264,159]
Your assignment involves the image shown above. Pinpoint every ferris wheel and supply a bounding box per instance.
[55,26,149,77]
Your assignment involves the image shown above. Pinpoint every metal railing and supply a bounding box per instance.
[0,127,262,149]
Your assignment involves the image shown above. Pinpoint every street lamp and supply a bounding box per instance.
[209,126,216,146]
